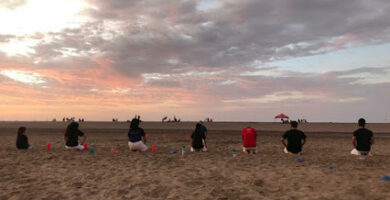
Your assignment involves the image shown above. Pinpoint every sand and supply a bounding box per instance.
[0,121,390,200]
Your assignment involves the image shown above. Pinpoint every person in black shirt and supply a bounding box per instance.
[351,118,374,156]
[281,121,306,155]
[191,123,207,152]
[16,127,30,149]
[64,122,87,150]
[128,116,148,152]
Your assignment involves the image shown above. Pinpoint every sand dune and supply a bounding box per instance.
[1,122,389,199]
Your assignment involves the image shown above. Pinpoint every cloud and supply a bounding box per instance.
[325,66,390,84]
[1,0,390,121]
[0,70,46,84]
[0,0,27,9]
[0,34,16,43]
[9,0,386,78]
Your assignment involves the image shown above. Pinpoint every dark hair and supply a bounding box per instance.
[195,123,202,132]
[130,118,140,131]
[192,123,203,136]
[358,118,366,127]
[17,127,26,137]
[290,121,298,128]
[65,122,79,137]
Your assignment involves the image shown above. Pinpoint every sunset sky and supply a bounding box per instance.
[1,0,390,122]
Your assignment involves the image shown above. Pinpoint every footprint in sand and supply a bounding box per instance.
[254,179,264,187]
[117,189,129,196]
[71,182,83,189]
[184,180,203,186]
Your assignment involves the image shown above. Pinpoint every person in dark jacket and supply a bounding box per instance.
[64,122,86,150]
[16,127,30,149]
[190,123,207,152]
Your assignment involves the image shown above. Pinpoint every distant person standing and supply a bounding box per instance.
[351,118,374,156]
[16,127,30,149]
[128,117,148,152]
[241,126,258,154]
[64,122,87,150]
[281,121,306,155]
[191,123,207,152]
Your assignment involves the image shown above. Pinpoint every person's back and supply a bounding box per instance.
[191,123,206,151]
[281,121,306,155]
[242,127,257,148]
[65,129,84,147]
[283,129,306,153]
[352,118,374,155]
[128,117,148,152]
[191,131,205,149]
[128,127,145,143]
[16,135,29,149]
[64,122,86,150]
[353,128,373,152]
[16,127,29,150]
[241,127,257,154]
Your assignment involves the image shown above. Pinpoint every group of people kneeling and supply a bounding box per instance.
[241,118,374,157]
[127,117,209,152]
[16,117,374,158]
[16,116,210,153]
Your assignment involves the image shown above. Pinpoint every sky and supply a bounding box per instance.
[0,0,390,122]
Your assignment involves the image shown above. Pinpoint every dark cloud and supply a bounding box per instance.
[21,0,390,79]
[1,0,385,81]
[69,0,389,77]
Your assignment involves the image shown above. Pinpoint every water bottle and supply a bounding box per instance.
[232,150,237,157]
[182,146,186,156]
[89,148,95,154]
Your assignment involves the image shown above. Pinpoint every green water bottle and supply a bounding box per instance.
[182,146,186,156]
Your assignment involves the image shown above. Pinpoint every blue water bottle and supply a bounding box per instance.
[232,150,237,157]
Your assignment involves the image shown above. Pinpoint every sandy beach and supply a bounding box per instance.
[1,121,390,200]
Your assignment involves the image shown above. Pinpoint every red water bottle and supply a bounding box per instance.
[84,143,88,150]
[46,142,50,150]
[151,144,156,152]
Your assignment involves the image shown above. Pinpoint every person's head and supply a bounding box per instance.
[290,121,298,129]
[130,118,140,130]
[66,122,79,134]
[358,118,366,128]
[17,127,26,137]
[195,123,202,132]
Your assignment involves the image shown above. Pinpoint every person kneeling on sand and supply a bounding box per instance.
[16,127,31,150]
[351,118,374,156]
[241,126,258,154]
[128,117,148,152]
[64,122,87,150]
[190,123,207,152]
[281,121,306,155]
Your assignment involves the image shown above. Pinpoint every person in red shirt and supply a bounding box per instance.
[241,126,258,154]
